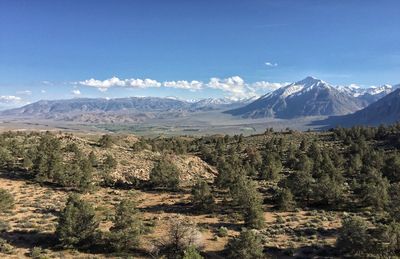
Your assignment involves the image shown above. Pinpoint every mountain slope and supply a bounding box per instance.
[315,88,400,127]
[226,77,368,119]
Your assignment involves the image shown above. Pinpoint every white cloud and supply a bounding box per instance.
[0,95,22,102]
[78,76,161,91]
[72,89,81,95]
[77,76,285,99]
[207,76,255,98]
[163,80,204,91]
[0,96,29,110]
[265,62,278,67]
[41,90,46,94]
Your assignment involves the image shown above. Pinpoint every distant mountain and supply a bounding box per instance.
[338,84,397,104]
[315,88,400,128]
[1,97,191,115]
[226,77,373,119]
[0,96,250,123]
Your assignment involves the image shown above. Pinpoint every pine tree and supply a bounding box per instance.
[388,182,400,221]
[260,152,282,181]
[33,133,63,183]
[360,168,389,210]
[150,158,180,190]
[336,216,370,256]
[230,177,265,229]
[277,188,296,211]
[109,199,144,252]
[56,194,99,248]
[191,180,215,212]
[383,152,400,182]
[98,134,113,148]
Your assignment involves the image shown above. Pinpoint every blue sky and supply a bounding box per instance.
[0,0,399,107]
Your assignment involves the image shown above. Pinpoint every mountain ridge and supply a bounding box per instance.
[313,88,400,128]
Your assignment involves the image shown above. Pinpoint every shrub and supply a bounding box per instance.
[0,220,10,232]
[336,216,369,256]
[225,229,265,259]
[183,246,203,259]
[217,227,228,237]
[0,238,14,254]
[0,188,14,212]
[30,247,47,259]
[158,217,202,259]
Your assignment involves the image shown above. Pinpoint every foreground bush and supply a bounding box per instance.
[109,199,145,252]
[56,194,99,248]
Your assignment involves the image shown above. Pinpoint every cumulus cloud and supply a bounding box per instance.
[163,80,203,91]
[265,62,278,67]
[78,76,161,91]
[77,76,285,99]
[72,89,81,96]
[206,76,254,98]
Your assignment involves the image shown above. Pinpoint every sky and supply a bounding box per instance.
[0,0,399,108]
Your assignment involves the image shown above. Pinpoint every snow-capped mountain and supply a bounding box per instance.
[226,76,376,119]
[337,84,396,104]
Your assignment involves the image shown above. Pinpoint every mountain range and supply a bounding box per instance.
[1,76,399,127]
[0,96,251,123]
[226,76,398,119]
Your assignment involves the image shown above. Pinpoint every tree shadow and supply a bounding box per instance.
[139,201,193,215]
[0,230,58,250]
